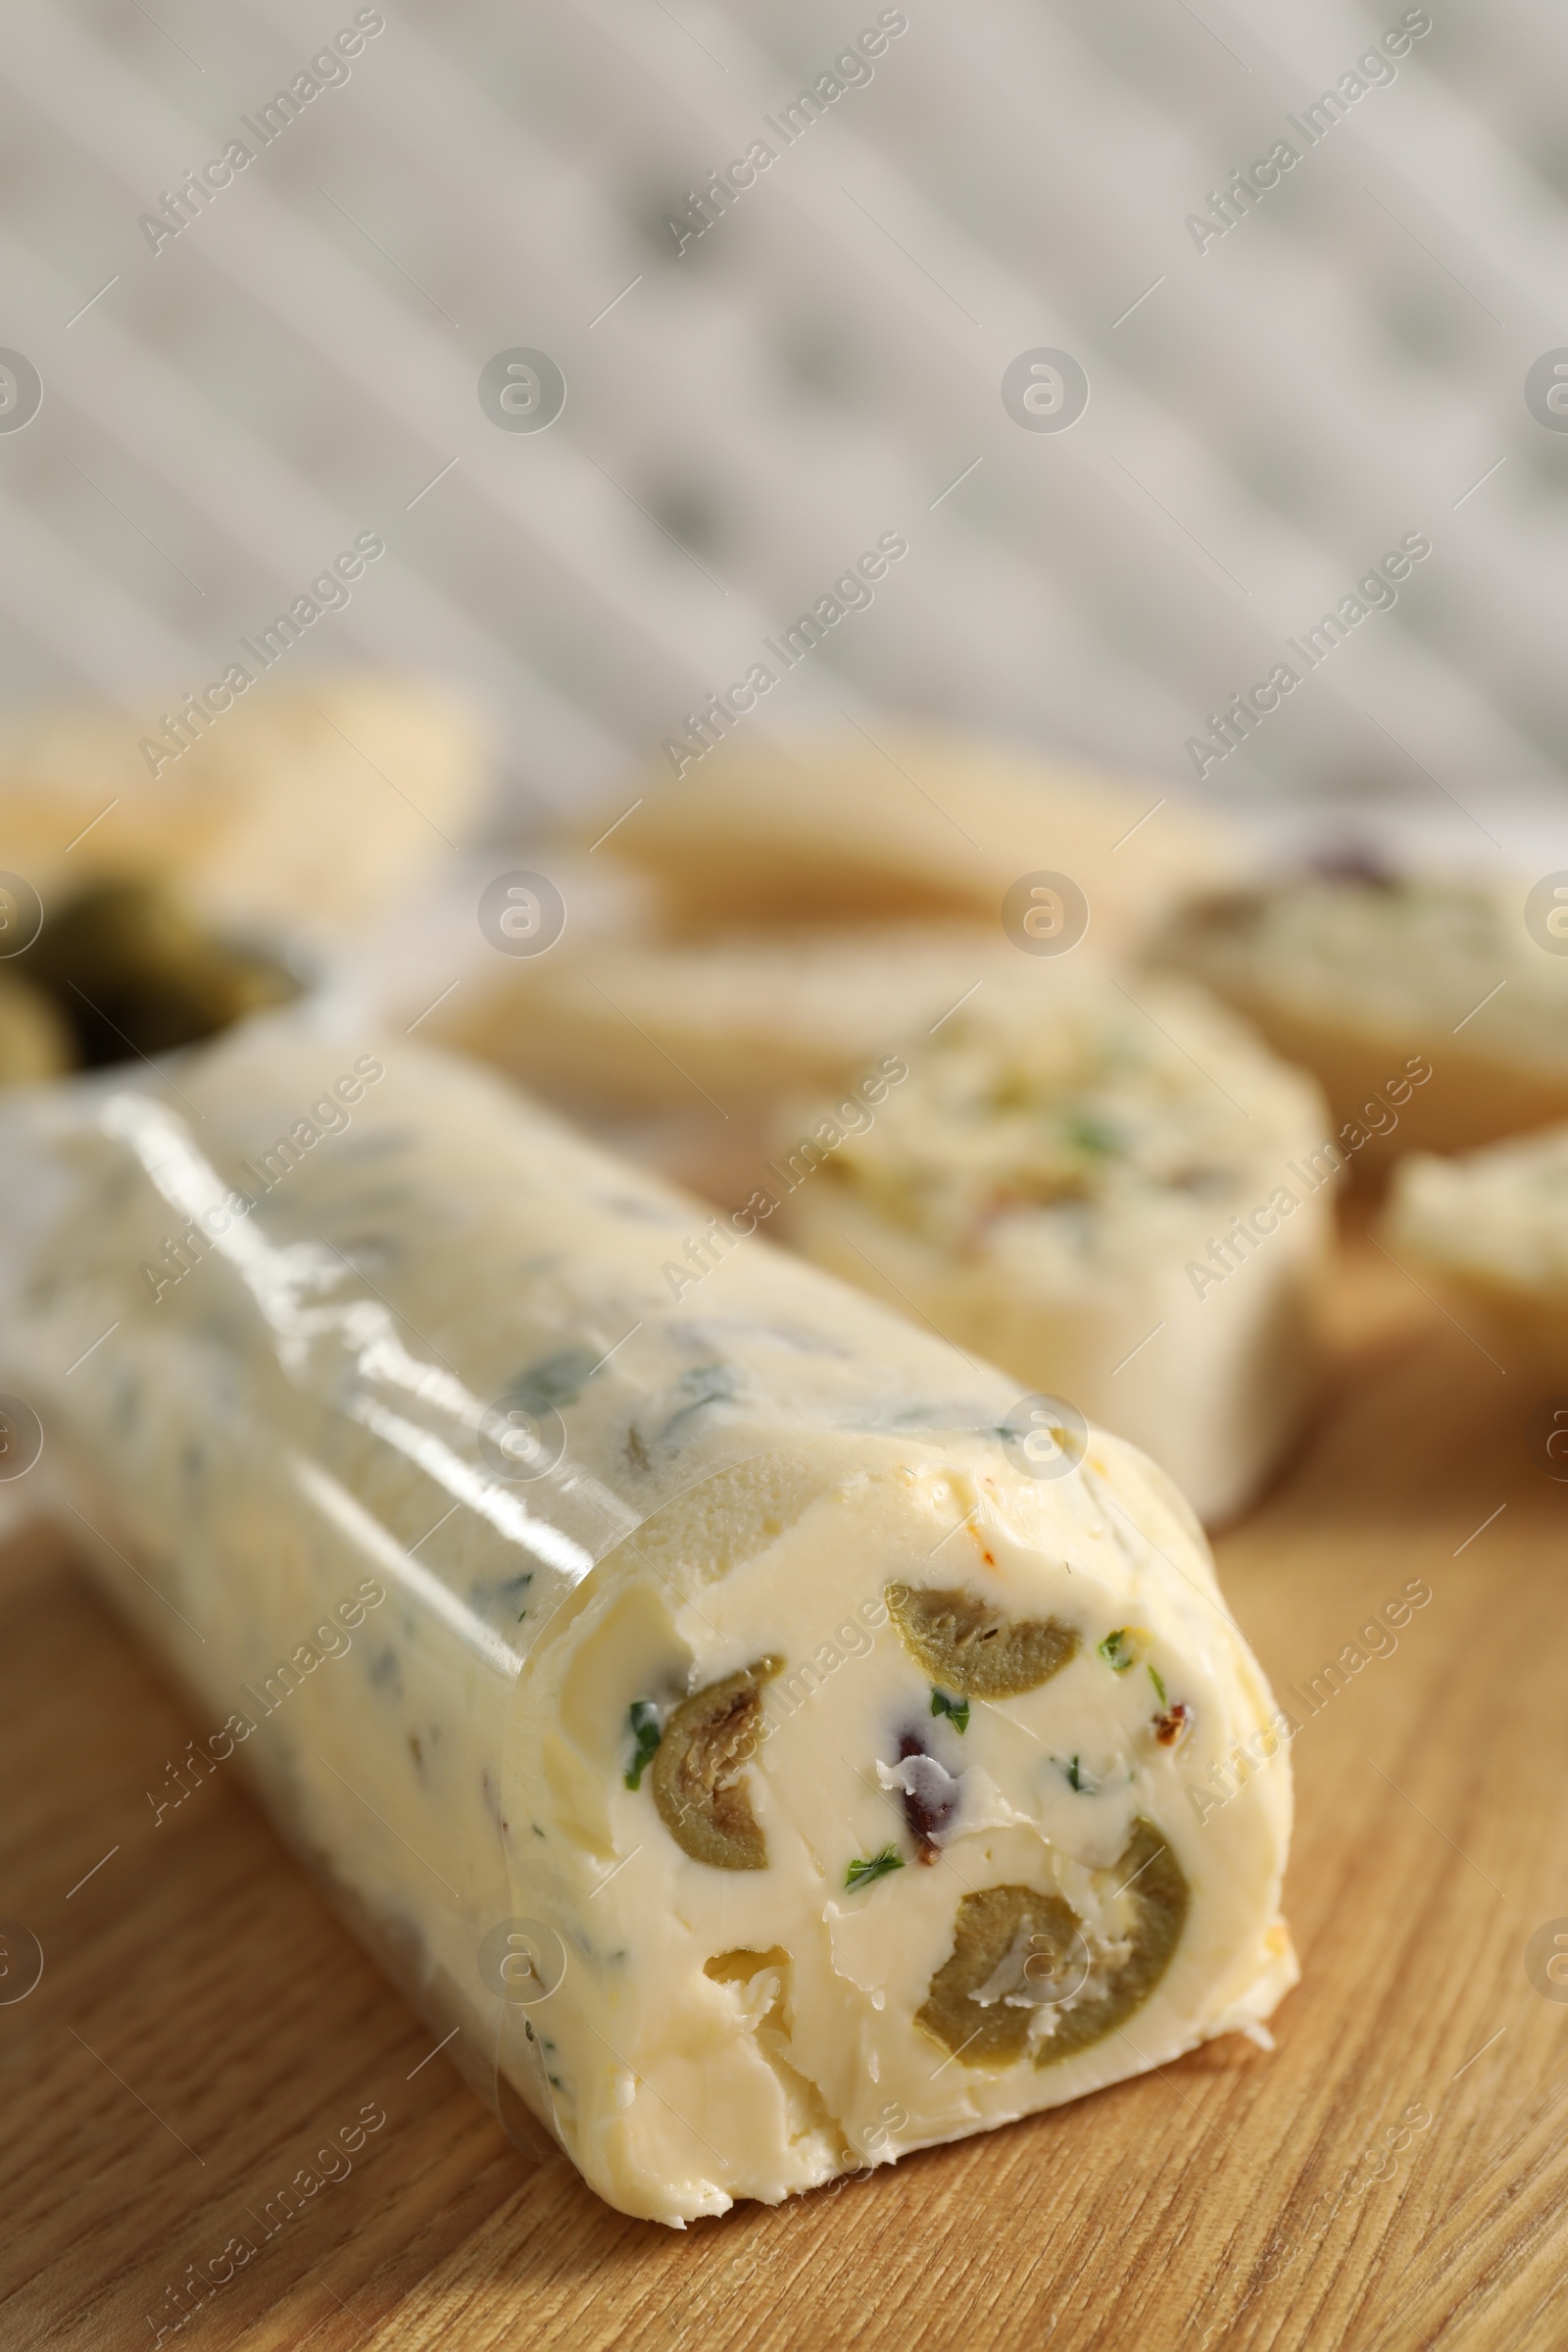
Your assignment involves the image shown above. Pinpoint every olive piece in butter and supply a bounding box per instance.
[24,876,207,999]
[90,948,295,1059]
[650,1657,782,1870]
[22,878,295,1063]
[885,1582,1077,1699]
[916,1882,1082,2065]
[915,1817,1189,2068]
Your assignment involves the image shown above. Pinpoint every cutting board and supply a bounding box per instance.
[3,1222,1565,2352]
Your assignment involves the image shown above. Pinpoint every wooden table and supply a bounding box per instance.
[4,1225,1566,2352]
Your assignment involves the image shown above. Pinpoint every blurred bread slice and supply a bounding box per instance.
[436,916,1090,1212]
[442,918,1072,1117]
[2,675,490,936]
[1384,1126,1568,1384]
[1149,869,1568,1176]
[586,728,1238,944]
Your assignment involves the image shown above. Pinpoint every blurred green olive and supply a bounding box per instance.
[20,877,298,1067]
[24,878,207,1000]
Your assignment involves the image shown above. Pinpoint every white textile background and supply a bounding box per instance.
[2,0,1566,841]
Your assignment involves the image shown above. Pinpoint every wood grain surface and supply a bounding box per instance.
[3,1222,1567,2352]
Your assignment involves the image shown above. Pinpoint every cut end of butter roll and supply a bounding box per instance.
[3,1018,1295,2226]
[530,1440,1296,2219]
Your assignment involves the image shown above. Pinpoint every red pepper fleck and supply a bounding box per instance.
[981,1549,996,1567]
[1153,1702,1193,1747]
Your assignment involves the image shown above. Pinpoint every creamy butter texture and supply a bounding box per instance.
[778,981,1332,1524]
[1385,1122,1568,1383]
[1149,871,1568,1161]
[2,1016,1296,2224]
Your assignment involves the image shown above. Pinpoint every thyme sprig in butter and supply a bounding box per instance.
[845,1844,906,1892]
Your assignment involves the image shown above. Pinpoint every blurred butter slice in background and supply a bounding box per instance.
[2,674,492,938]
[775,979,1336,1526]
[1149,868,1568,1178]
[432,915,1063,1210]
[585,727,1242,945]
[1384,1127,1568,1386]
[430,725,1246,1202]
[450,920,1050,1113]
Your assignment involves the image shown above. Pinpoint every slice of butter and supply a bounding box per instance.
[777,977,1335,1526]
[1148,868,1568,1167]
[1384,1123,1568,1381]
[5,1017,1296,2224]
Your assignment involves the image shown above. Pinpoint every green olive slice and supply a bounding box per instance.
[23,878,297,1062]
[25,878,207,995]
[885,1582,1078,1698]
[916,1884,1082,2066]
[650,1656,782,1870]
[915,1817,1189,2069]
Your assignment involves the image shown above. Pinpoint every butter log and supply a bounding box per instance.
[0,1017,1296,2224]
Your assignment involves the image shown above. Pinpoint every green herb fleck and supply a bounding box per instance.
[1067,1112,1119,1156]
[845,1844,906,1892]
[1057,1753,1100,1793]
[507,1344,607,1413]
[1148,1664,1167,1704]
[470,1570,533,1625]
[930,1687,970,1734]
[658,1362,740,1443]
[1099,1629,1136,1671]
[623,1698,662,1790]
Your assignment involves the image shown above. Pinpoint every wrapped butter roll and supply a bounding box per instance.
[0,1018,1296,2225]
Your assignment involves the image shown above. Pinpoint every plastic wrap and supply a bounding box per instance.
[0,1008,1296,2223]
